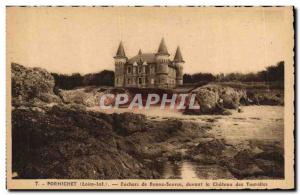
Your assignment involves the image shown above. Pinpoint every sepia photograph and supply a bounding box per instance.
[6,6,294,190]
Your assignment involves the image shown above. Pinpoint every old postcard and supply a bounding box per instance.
[6,6,294,190]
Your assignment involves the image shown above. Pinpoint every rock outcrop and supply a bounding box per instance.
[11,63,61,106]
[58,87,131,107]
[12,104,206,179]
[12,105,155,179]
[185,84,246,115]
[246,89,284,106]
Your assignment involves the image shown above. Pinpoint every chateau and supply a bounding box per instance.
[114,38,184,88]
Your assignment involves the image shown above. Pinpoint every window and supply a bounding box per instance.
[133,67,136,74]
[127,67,132,74]
[116,78,119,85]
[151,78,154,84]
[127,78,131,84]
[151,67,155,74]
[138,78,142,84]
[138,66,142,73]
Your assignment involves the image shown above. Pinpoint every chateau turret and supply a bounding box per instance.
[155,38,170,88]
[114,41,127,87]
[173,46,184,86]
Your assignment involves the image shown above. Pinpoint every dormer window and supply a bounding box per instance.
[138,66,142,73]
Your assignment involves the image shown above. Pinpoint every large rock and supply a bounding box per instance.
[187,84,246,114]
[188,138,226,158]
[246,89,284,106]
[59,87,131,107]
[217,86,245,109]
[224,147,284,179]
[59,88,102,106]
[194,88,219,114]
[11,63,61,106]
[112,112,146,135]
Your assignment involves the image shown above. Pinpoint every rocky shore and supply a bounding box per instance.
[12,104,284,179]
[11,63,284,179]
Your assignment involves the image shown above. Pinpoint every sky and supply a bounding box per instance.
[7,7,293,74]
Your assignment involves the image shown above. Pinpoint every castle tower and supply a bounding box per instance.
[173,46,184,86]
[155,38,170,88]
[114,41,127,87]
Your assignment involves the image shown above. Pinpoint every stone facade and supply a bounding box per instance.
[114,38,184,89]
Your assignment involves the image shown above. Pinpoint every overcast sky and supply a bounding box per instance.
[7,7,293,74]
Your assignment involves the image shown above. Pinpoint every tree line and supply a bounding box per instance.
[52,70,114,90]
[183,61,284,83]
[52,61,284,90]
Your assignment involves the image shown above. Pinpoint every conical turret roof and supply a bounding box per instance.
[138,49,142,55]
[173,46,184,63]
[157,38,170,56]
[114,41,126,58]
[137,49,143,63]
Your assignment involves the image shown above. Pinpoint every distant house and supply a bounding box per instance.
[114,38,184,88]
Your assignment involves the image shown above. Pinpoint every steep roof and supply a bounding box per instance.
[128,53,156,64]
[114,41,126,58]
[173,46,184,62]
[156,38,169,56]
[127,53,175,67]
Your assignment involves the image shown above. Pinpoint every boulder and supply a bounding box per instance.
[112,112,146,135]
[218,86,244,109]
[58,87,131,107]
[224,146,285,179]
[11,63,61,106]
[247,89,284,106]
[186,84,246,115]
[192,154,217,164]
[189,139,226,157]
[255,159,284,177]
[193,88,219,114]
[226,163,264,179]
